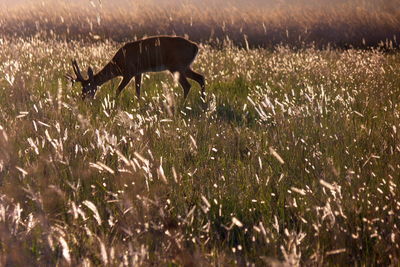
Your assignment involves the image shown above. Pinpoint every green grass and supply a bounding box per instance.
[1,38,400,265]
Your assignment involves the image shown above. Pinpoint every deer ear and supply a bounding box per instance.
[87,67,94,81]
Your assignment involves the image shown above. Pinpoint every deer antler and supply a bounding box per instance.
[72,60,85,82]
[65,60,85,84]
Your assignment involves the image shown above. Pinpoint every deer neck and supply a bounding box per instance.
[93,62,121,86]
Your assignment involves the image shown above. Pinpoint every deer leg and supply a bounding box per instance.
[116,75,132,96]
[185,69,205,100]
[135,74,142,98]
[178,73,191,100]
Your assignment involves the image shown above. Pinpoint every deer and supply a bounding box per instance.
[66,36,205,102]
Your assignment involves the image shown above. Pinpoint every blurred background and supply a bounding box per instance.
[0,0,399,48]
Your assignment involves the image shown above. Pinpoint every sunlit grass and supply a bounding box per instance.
[1,37,400,265]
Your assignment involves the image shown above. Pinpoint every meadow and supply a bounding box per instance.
[1,0,400,266]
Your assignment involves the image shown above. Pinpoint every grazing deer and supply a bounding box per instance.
[66,36,205,101]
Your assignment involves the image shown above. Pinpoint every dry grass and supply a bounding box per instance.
[1,0,400,265]
[1,36,400,265]
[0,0,400,48]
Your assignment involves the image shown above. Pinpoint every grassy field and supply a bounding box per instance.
[1,0,400,265]
[1,36,400,265]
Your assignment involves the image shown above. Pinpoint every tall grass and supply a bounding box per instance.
[1,0,400,48]
[1,36,400,265]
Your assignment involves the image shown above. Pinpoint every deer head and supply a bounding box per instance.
[66,60,97,99]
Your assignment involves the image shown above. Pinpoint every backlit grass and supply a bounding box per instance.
[1,38,400,265]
